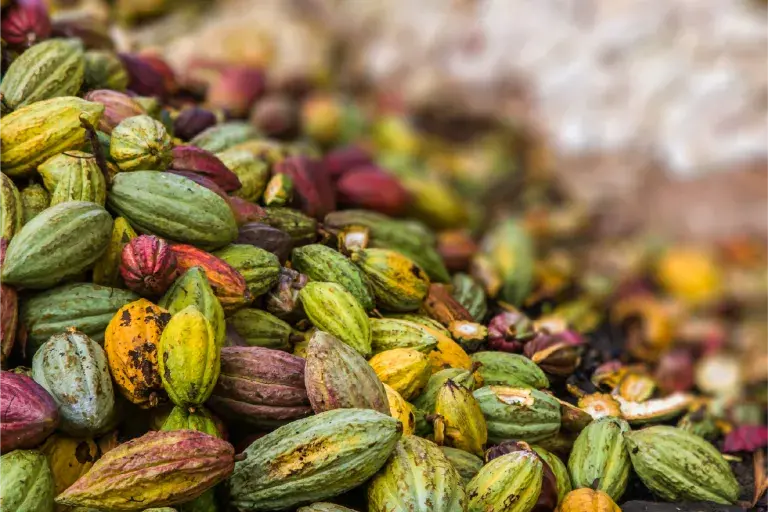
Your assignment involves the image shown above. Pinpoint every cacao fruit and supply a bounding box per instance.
[1,449,55,512]
[190,122,259,154]
[466,449,545,512]
[427,330,473,374]
[1,173,23,244]
[441,446,484,485]
[172,145,242,192]
[213,244,280,299]
[160,267,226,346]
[1,0,52,48]
[161,406,222,438]
[411,367,476,414]
[110,115,173,171]
[473,385,562,443]
[83,89,144,134]
[433,380,487,456]
[83,50,129,91]
[471,351,549,388]
[370,317,438,354]
[533,445,572,505]
[383,383,416,435]
[20,182,50,225]
[272,156,336,220]
[369,348,431,401]
[568,417,631,501]
[262,206,318,247]
[92,217,137,287]
[236,222,292,262]
[263,172,294,206]
[350,248,429,311]
[476,218,534,305]
[40,151,106,207]
[216,148,269,201]
[226,308,292,351]
[558,488,621,512]
[451,272,488,322]
[1,283,18,366]
[120,235,179,296]
[0,371,59,452]
[174,107,217,141]
[297,504,356,512]
[40,434,101,497]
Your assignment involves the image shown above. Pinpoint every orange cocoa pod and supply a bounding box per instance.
[557,488,621,512]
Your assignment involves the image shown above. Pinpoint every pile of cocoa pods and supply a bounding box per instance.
[1,1,766,511]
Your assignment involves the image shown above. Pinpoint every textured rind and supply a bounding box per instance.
[471,351,549,389]
[110,115,173,171]
[297,504,357,512]
[171,145,242,192]
[480,218,535,305]
[533,445,572,505]
[229,408,402,511]
[1,173,23,242]
[1,449,55,512]
[46,154,106,207]
[624,425,740,504]
[92,217,138,287]
[161,406,222,438]
[105,299,170,408]
[1,201,112,289]
[412,367,476,413]
[451,273,488,322]
[206,346,312,427]
[558,489,621,512]
[217,148,269,201]
[368,435,466,512]
[473,385,562,443]
[20,282,139,355]
[107,172,238,250]
[1,283,18,365]
[32,330,116,436]
[0,38,84,110]
[82,89,144,134]
[55,430,235,511]
[304,331,389,414]
[120,235,179,296]
[435,381,487,456]
[351,248,430,312]
[299,282,372,357]
[20,182,50,225]
[262,206,318,246]
[568,416,631,501]
[441,446,484,485]
[0,371,59,452]
[292,244,375,311]
[1,96,104,177]
[370,318,438,354]
[40,435,100,496]
[191,122,259,154]
[384,383,416,435]
[369,348,431,401]
[226,308,292,351]
[427,329,473,373]
[213,244,280,299]
[160,267,226,346]
[466,451,543,512]
[159,306,220,407]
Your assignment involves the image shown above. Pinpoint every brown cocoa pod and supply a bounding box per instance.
[423,283,474,327]
[438,230,478,273]
[236,222,293,262]
[174,107,217,141]
[250,93,300,139]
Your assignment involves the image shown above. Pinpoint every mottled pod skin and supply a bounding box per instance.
[105,299,170,408]
[441,446,484,485]
[213,244,281,299]
[473,385,562,443]
[0,172,23,243]
[1,449,55,512]
[568,416,631,501]
[427,329,474,374]
[304,330,389,414]
[533,445,572,505]
[110,114,173,171]
[434,380,487,457]
[0,371,59,453]
[159,305,220,408]
[370,318,438,354]
[226,308,293,351]
[55,430,235,511]
[558,488,621,512]
[383,383,416,435]
[350,248,430,311]
[369,348,431,401]
[40,434,101,496]
[451,273,488,322]
[43,151,107,207]
[471,351,549,388]
[466,450,544,512]
[159,266,226,346]
[412,367,476,414]
[368,435,466,512]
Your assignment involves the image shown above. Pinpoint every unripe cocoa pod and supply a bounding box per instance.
[1,173,23,249]
[20,182,50,225]
[370,318,438,354]
[262,206,318,246]
[213,244,280,299]
[412,367,476,414]
[369,348,431,400]
[451,273,488,322]
[471,351,549,388]
[83,50,129,91]
[1,449,55,512]
[477,218,534,305]
[226,308,292,351]
[83,89,144,134]
[473,386,562,443]
[297,504,356,512]
[466,448,548,512]
[40,151,106,207]
[217,148,269,202]
[0,371,59,452]
[351,248,430,311]
[441,446,484,485]
[433,380,487,457]
[159,266,226,346]
[160,406,222,438]
[568,417,631,501]
[190,122,258,154]
[110,115,173,171]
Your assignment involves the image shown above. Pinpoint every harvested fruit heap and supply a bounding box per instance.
[1,2,767,512]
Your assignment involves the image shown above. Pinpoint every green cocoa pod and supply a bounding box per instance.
[32,330,116,436]
[1,201,112,289]
[533,445,572,505]
[0,38,84,111]
[440,446,484,485]
[178,489,218,512]
[161,406,222,438]
[110,115,173,171]
[0,449,55,512]
[44,152,107,207]
[624,425,740,504]
[368,435,466,512]
[216,148,269,202]
[473,386,562,443]
[226,308,292,351]
[299,281,371,357]
[471,351,549,389]
[190,122,259,154]
[297,504,356,512]
[213,244,280,298]
[292,244,375,311]
[20,182,50,225]
[370,318,438,354]
[107,171,238,250]
[229,408,402,511]
[387,313,452,338]
[83,50,129,91]
[159,267,226,346]
[451,273,487,322]
[350,248,430,312]
[262,206,317,246]
[466,449,544,512]
[677,408,719,441]
[568,416,630,501]
[479,218,534,305]
[411,367,476,414]
[1,172,23,242]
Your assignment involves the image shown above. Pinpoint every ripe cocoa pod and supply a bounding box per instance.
[2,201,112,289]
[206,66,265,117]
[159,305,220,407]
[171,145,242,192]
[568,417,631,501]
[0,38,84,110]
[1,96,104,177]
[369,348,431,401]
[624,425,740,504]
[370,318,438,354]
[427,329,474,374]
[0,173,23,244]
[19,182,50,225]
[477,218,534,305]
[32,329,116,436]
[226,308,292,351]
[322,144,373,181]
[336,167,411,216]
[471,351,549,388]
[83,50,129,91]
[272,156,336,220]
[262,171,294,206]
[1,0,52,48]
[217,148,269,202]
[533,445,572,505]
[1,449,55,512]
[160,406,222,438]
[83,89,144,133]
[351,248,430,311]
[262,206,318,246]
[40,434,101,497]
[304,330,389,414]
[451,273,488,322]
[190,121,259,153]
[299,281,371,357]
[55,430,235,511]
[0,371,59,452]
[92,217,137,287]
[368,435,466,512]
[298,504,356,512]
[473,385,562,443]
[206,346,312,427]
[1,284,18,366]
[466,449,547,512]
[120,235,179,296]
[558,488,621,512]
[41,151,106,207]
[236,222,293,262]
[105,299,170,408]
[117,52,171,98]
[229,408,401,511]
[160,267,226,346]
[434,380,487,456]
[441,446,484,485]
[174,107,217,141]
[213,244,280,299]
[383,383,415,435]
[110,115,173,171]
[412,367,476,414]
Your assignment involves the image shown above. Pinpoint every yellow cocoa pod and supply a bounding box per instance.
[383,383,416,435]
[92,217,137,287]
[425,327,473,374]
[40,434,101,497]
[557,488,621,512]
[159,305,220,408]
[656,247,722,306]
[105,299,170,408]
[434,380,487,457]
[350,248,430,312]
[369,348,431,401]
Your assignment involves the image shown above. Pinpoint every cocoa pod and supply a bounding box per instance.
[471,351,549,388]
[1,0,51,48]
[0,172,23,245]
[118,52,169,97]
[0,371,58,452]
[40,434,101,497]
[167,169,230,201]
[250,93,300,139]
[213,244,281,299]
[1,449,55,512]
[206,66,265,118]
[92,217,137,287]
[83,50,129,91]
[225,308,293,351]
[160,266,226,347]
[441,446,484,485]
[558,488,621,512]
[190,121,258,154]
[384,383,416,435]
[83,89,145,134]
[1,284,18,366]
[466,448,550,512]
[110,115,173,171]
[322,144,373,181]
[336,166,411,216]
[369,348,431,401]
[451,273,488,322]
[19,182,50,225]
[473,385,562,443]
[433,380,487,457]
[171,145,242,192]
[273,156,336,219]
[40,150,106,206]
[351,248,430,311]
[217,148,270,202]
[174,107,217,141]
[236,222,293,262]
[568,417,631,501]
[120,235,179,297]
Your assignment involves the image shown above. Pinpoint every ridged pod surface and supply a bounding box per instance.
[107,171,238,250]
[110,115,173,171]
[1,96,104,177]
[161,406,222,438]
[434,380,487,456]
[160,267,226,346]
[369,348,431,401]
[55,430,235,511]
[440,446,484,485]
[226,308,292,351]
[624,425,740,504]
[299,281,371,357]
[384,383,416,435]
[0,38,84,110]
[32,330,115,436]
[411,367,476,414]
[120,235,179,297]
[0,173,23,243]
[191,122,259,153]
[558,489,621,512]
[20,182,50,225]
[213,244,280,298]
[351,248,429,311]
[105,299,170,408]
[0,371,59,452]
[478,218,535,305]
[473,386,562,443]
[159,305,220,407]
[568,417,630,501]
[40,434,101,497]
[304,331,389,414]
[370,318,438,354]
[427,330,473,374]
[229,408,402,511]
[40,151,106,206]
[533,445,572,505]
[368,435,466,512]
[1,449,55,512]
[471,351,549,389]
[466,450,543,512]
[82,89,144,133]
[292,244,375,311]
[217,148,269,201]
[262,207,318,247]
[451,273,488,322]
[1,201,112,289]
[92,217,138,287]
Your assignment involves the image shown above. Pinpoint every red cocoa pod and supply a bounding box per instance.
[322,144,373,181]
[119,52,168,97]
[207,346,312,427]
[1,371,59,452]
[1,284,18,367]
[654,348,695,394]
[524,331,584,377]
[167,170,229,201]
[170,243,253,313]
[120,235,180,297]
[83,89,145,134]
[206,66,266,118]
[228,197,267,227]
[174,107,217,141]
[1,0,51,48]
[272,156,335,220]
[437,230,478,273]
[486,310,535,353]
[170,145,242,192]
[336,166,412,216]
[137,52,177,95]
[250,94,299,139]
